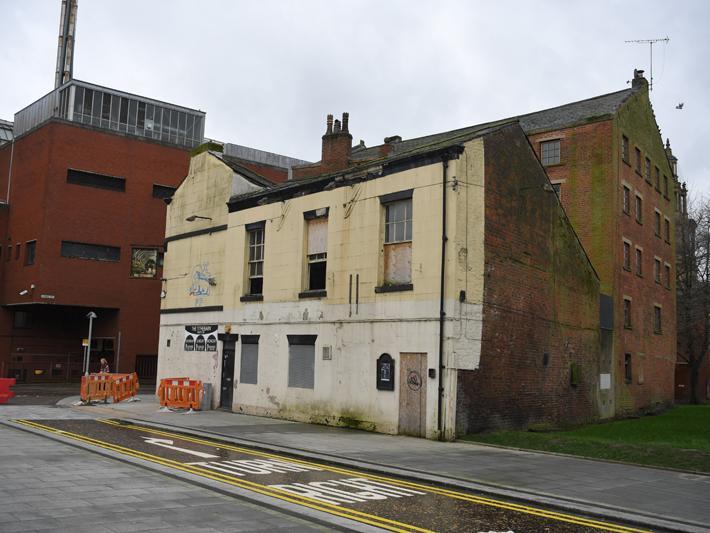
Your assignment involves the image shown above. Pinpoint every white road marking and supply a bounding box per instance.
[142,437,219,458]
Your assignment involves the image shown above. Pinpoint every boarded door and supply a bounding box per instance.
[220,339,236,409]
[398,352,427,437]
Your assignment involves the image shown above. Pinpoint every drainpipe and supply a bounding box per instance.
[437,155,449,438]
[6,137,15,203]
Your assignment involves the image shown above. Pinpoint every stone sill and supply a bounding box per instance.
[240,294,263,302]
[298,290,327,299]
[375,283,413,294]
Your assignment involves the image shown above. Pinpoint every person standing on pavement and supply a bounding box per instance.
[99,358,110,373]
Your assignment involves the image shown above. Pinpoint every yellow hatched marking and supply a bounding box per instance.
[13,419,430,533]
[96,419,650,533]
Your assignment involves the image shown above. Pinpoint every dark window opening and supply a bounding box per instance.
[152,184,176,199]
[624,353,632,384]
[654,306,662,334]
[24,240,36,266]
[13,311,31,329]
[67,169,126,192]
[622,135,629,163]
[308,257,327,291]
[623,298,632,328]
[61,241,120,262]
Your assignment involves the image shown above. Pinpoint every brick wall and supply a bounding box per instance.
[456,125,601,433]
[0,120,190,379]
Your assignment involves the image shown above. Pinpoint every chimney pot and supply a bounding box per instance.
[342,112,349,133]
[326,114,333,135]
[334,119,341,133]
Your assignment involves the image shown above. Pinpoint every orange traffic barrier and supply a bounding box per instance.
[157,377,203,410]
[0,378,16,404]
[80,373,140,404]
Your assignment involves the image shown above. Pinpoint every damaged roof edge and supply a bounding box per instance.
[227,120,520,213]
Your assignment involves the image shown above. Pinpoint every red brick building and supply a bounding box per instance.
[524,70,677,415]
[0,80,205,382]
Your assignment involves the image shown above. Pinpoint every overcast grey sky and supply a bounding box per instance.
[1,1,708,194]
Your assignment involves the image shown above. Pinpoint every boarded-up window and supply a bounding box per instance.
[383,198,412,285]
[240,336,259,385]
[287,335,316,389]
[307,216,327,291]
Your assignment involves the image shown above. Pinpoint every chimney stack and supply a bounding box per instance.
[631,68,648,90]
[320,112,352,172]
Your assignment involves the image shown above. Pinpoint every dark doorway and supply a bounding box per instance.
[135,354,158,382]
[220,337,237,409]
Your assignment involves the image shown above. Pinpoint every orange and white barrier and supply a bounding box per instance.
[157,377,204,410]
[80,373,140,404]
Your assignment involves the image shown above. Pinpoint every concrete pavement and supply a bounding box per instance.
[57,394,710,532]
[0,422,328,533]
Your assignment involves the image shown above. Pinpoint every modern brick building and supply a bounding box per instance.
[0,80,205,382]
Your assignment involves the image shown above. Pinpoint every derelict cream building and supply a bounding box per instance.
[159,116,602,439]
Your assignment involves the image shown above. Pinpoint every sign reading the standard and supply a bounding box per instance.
[184,325,218,352]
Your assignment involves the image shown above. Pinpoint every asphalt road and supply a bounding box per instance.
[13,418,652,533]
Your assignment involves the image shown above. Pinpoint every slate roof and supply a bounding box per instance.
[228,85,638,208]
[214,152,281,188]
[228,120,518,208]
[351,87,635,162]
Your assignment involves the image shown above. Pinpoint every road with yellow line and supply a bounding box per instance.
[13,418,654,533]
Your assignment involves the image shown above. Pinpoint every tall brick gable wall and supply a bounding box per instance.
[456,125,601,433]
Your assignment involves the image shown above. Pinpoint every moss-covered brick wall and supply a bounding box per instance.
[456,124,601,433]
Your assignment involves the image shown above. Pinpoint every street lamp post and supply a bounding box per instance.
[84,311,97,375]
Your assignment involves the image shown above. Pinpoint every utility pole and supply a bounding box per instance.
[55,0,79,88]
[84,311,97,375]
[625,36,669,91]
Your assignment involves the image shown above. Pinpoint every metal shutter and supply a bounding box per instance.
[239,341,259,385]
[287,338,315,389]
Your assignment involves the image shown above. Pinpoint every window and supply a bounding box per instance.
[287,335,316,389]
[152,184,176,199]
[654,210,661,236]
[654,258,661,283]
[130,248,158,278]
[635,195,643,223]
[304,211,328,293]
[663,175,669,198]
[551,182,561,198]
[13,311,31,329]
[654,305,662,334]
[541,140,561,166]
[644,157,651,182]
[635,248,643,276]
[24,240,36,266]
[623,298,632,328]
[623,241,631,270]
[624,353,632,384]
[654,167,660,191]
[622,186,630,214]
[61,241,120,262]
[664,218,671,242]
[239,336,259,385]
[665,263,671,289]
[246,223,265,296]
[621,135,629,163]
[67,168,126,192]
[635,147,642,173]
[382,193,413,287]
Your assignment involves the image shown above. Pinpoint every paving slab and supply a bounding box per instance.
[56,394,710,531]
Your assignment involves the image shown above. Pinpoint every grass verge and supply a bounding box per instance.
[460,405,710,473]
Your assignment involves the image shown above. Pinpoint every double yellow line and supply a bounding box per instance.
[15,418,651,533]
